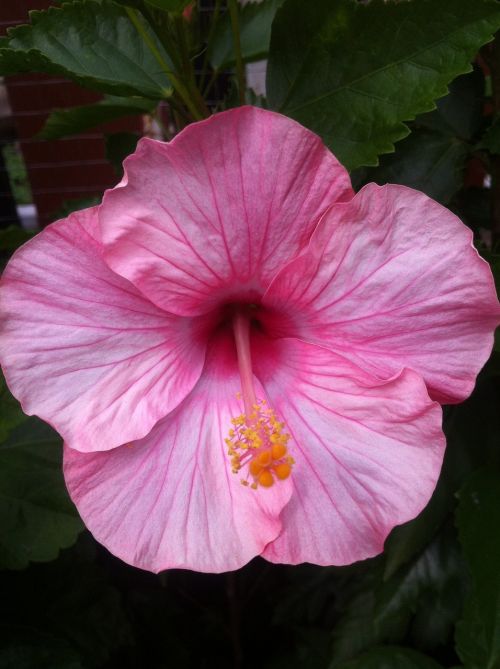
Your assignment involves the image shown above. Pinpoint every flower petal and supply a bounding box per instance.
[100,106,353,316]
[64,334,292,572]
[263,184,500,403]
[0,207,205,453]
[251,337,445,566]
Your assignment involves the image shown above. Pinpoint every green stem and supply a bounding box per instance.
[168,93,191,133]
[202,67,219,98]
[173,14,210,117]
[139,2,183,73]
[125,7,204,121]
[227,0,246,106]
[200,0,222,87]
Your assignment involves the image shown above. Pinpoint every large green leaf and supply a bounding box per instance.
[39,95,155,141]
[0,417,83,569]
[267,0,500,170]
[417,69,485,142]
[334,646,444,669]
[353,70,483,204]
[329,530,467,666]
[455,470,500,669]
[0,1,172,99]
[360,129,468,205]
[208,0,285,71]
[376,529,467,652]
[329,562,405,666]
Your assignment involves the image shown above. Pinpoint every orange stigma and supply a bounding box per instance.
[227,312,294,489]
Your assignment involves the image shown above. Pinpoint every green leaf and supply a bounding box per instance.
[377,528,468,652]
[105,131,141,175]
[334,646,444,669]
[1,1,172,99]
[0,35,41,76]
[0,225,34,255]
[1,142,33,206]
[267,0,500,170]
[0,417,83,569]
[38,95,155,141]
[330,530,467,666]
[455,469,500,669]
[144,0,191,13]
[208,0,285,71]
[51,196,102,221]
[353,69,483,204]
[329,561,404,666]
[361,129,468,204]
[0,373,26,441]
[477,117,500,154]
[417,69,485,141]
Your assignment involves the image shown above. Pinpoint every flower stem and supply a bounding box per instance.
[172,14,210,117]
[125,7,205,121]
[227,0,246,106]
[200,0,222,90]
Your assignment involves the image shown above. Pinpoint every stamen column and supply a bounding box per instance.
[227,311,293,489]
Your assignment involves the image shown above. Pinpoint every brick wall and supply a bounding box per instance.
[1,0,142,227]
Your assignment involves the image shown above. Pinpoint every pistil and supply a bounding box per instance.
[232,312,257,417]
[226,312,294,489]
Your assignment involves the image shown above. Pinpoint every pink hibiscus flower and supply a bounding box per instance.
[1,106,499,573]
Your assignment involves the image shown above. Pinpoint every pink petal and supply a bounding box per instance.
[263,184,500,403]
[64,334,292,573]
[252,337,445,566]
[100,106,353,316]
[0,207,205,452]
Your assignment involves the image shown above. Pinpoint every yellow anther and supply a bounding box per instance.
[249,459,263,477]
[274,463,291,480]
[225,398,294,490]
[258,470,274,487]
[257,449,272,467]
[271,443,287,460]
